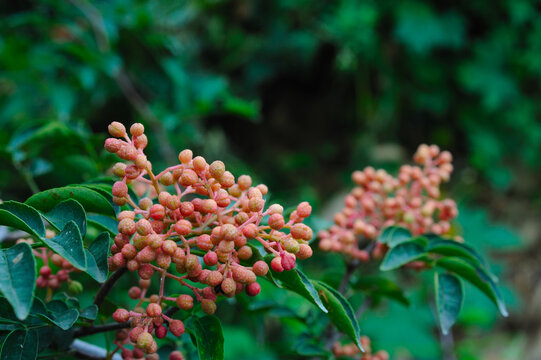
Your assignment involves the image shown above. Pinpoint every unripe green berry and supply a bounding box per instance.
[68,280,83,295]
[136,331,153,349]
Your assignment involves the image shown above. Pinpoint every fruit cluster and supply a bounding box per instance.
[332,336,389,360]
[104,122,314,355]
[319,144,459,261]
[17,230,82,294]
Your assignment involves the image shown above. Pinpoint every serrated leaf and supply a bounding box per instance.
[0,243,36,320]
[37,301,79,330]
[378,226,413,247]
[188,316,224,360]
[41,221,87,271]
[380,241,426,271]
[0,201,45,239]
[0,329,38,360]
[42,199,86,237]
[264,255,327,313]
[435,273,463,335]
[312,281,363,351]
[436,257,507,316]
[84,232,110,283]
[25,186,115,216]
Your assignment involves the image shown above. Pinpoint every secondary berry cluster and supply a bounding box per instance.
[332,336,389,360]
[18,230,82,295]
[104,122,314,356]
[318,144,459,261]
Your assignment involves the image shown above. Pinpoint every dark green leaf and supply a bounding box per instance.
[37,301,79,330]
[25,186,115,217]
[427,238,486,268]
[42,199,86,237]
[380,242,426,271]
[0,243,36,320]
[312,281,363,351]
[189,316,224,360]
[0,201,45,239]
[87,214,118,235]
[378,226,412,247]
[80,305,98,320]
[41,221,87,271]
[264,255,327,313]
[436,257,507,316]
[435,273,463,335]
[351,275,409,306]
[84,232,111,283]
[0,329,38,360]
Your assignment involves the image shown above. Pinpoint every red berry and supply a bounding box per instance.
[169,319,185,337]
[176,294,194,310]
[155,325,167,339]
[146,303,162,317]
[138,264,154,280]
[270,256,283,272]
[245,282,261,297]
[113,308,130,323]
[39,266,52,278]
[203,251,218,266]
[252,261,269,276]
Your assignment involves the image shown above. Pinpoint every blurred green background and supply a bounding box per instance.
[0,0,539,359]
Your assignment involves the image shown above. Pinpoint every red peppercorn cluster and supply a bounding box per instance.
[319,144,459,260]
[104,122,314,356]
[18,230,78,292]
[332,336,389,360]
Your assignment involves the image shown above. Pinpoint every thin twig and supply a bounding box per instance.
[74,322,130,339]
[94,268,128,309]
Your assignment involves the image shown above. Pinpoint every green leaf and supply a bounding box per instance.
[435,273,463,335]
[351,275,409,306]
[0,201,45,239]
[80,305,98,320]
[87,214,118,235]
[189,316,224,360]
[0,329,38,360]
[264,255,327,313]
[436,257,507,316]
[42,199,86,237]
[0,243,36,320]
[41,221,87,271]
[312,281,363,351]
[37,301,79,330]
[427,238,487,268]
[380,241,426,271]
[84,232,110,283]
[378,226,412,247]
[25,186,115,217]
